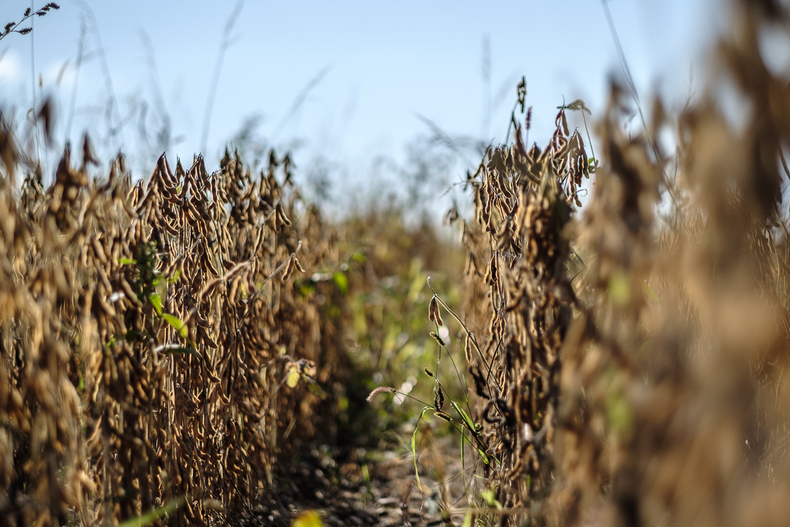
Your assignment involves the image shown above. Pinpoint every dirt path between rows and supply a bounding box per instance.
[248,436,474,527]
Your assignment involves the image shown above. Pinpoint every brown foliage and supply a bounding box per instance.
[0,133,346,525]
[453,2,790,526]
[452,91,590,521]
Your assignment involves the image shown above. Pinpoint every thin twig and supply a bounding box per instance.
[65,15,86,145]
[30,0,40,165]
[601,0,678,205]
[427,276,496,397]
[76,1,124,148]
[270,67,331,142]
[200,0,244,154]
[239,240,302,325]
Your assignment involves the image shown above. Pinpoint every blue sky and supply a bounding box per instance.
[0,0,719,203]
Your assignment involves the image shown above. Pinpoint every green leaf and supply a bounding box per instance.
[361,463,370,486]
[411,407,430,492]
[285,364,301,388]
[452,401,476,431]
[162,313,188,339]
[481,488,502,510]
[606,388,633,435]
[607,271,631,306]
[292,510,325,527]
[461,428,465,478]
[641,281,660,303]
[304,376,328,399]
[448,401,490,464]
[481,488,495,506]
[149,293,163,316]
[461,513,472,527]
[118,257,137,265]
[411,426,420,487]
[118,496,186,527]
[333,272,348,295]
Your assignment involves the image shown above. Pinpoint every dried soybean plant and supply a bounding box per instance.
[0,115,344,526]
[0,126,92,527]
[556,2,790,526]
[548,2,790,526]
[442,77,592,522]
[450,1,790,526]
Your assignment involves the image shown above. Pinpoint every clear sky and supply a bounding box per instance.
[0,0,719,204]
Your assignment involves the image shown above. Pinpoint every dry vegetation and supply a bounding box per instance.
[5,0,790,526]
[421,1,790,525]
[0,127,360,525]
